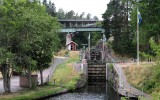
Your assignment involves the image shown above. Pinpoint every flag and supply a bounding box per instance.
[138,10,142,25]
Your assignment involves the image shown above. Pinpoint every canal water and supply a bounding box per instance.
[46,82,120,100]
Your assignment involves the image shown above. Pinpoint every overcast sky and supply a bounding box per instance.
[51,0,110,20]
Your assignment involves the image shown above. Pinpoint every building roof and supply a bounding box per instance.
[66,41,78,46]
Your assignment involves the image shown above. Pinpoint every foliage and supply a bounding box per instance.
[123,63,160,99]
[102,0,135,56]
[72,32,88,49]
[143,64,160,93]
[42,0,56,17]
[91,32,103,46]
[57,8,99,20]
[0,0,61,89]
[108,63,114,72]
[130,0,160,57]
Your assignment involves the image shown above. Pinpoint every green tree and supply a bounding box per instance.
[65,10,75,19]
[86,13,91,20]
[43,0,56,17]
[103,0,135,56]
[0,0,61,90]
[0,0,17,92]
[57,8,65,19]
[93,16,99,20]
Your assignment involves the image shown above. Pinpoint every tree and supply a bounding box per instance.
[30,16,60,85]
[102,0,135,56]
[48,0,56,17]
[57,8,65,19]
[0,0,61,90]
[0,0,18,92]
[43,0,56,17]
[16,0,60,86]
[86,13,91,20]
[42,0,47,6]
[65,10,75,19]
[75,13,79,19]
[79,12,85,19]
[93,16,99,20]
[129,0,160,57]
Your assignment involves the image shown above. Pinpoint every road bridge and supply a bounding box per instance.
[58,19,105,51]
[58,19,105,33]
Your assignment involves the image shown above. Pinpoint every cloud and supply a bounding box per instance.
[51,0,109,19]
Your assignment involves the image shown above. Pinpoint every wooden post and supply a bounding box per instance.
[53,79,56,86]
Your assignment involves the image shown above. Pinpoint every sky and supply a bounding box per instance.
[51,0,110,20]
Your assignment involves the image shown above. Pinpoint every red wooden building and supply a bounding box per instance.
[66,41,77,51]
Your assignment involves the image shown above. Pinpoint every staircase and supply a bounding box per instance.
[87,50,106,83]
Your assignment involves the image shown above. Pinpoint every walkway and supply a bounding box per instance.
[108,54,152,99]
[0,57,66,94]
[114,63,152,99]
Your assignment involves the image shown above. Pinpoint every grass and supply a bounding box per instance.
[122,62,160,100]
[0,86,65,100]
[0,51,80,100]
[51,51,80,90]
[54,49,68,57]
[123,63,154,89]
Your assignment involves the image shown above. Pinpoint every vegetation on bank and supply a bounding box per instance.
[0,51,80,100]
[51,51,80,90]
[0,86,65,100]
[123,63,160,100]
[103,0,160,98]
[0,0,61,92]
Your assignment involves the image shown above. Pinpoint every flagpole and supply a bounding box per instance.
[137,0,139,65]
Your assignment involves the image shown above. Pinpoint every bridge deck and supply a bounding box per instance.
[60,27,105,33]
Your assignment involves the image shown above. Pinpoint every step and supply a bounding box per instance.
[88,68,106,70]
[88,71,106,74]
[88,80,106,82]
[88,69,106,72]
[88,70,106,72]
[88,75,106,77]
[87,82,106,85]
[88,65,106,67]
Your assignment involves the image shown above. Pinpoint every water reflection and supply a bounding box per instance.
[47,82,120,100]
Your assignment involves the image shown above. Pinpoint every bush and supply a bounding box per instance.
[143,64,160,93]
